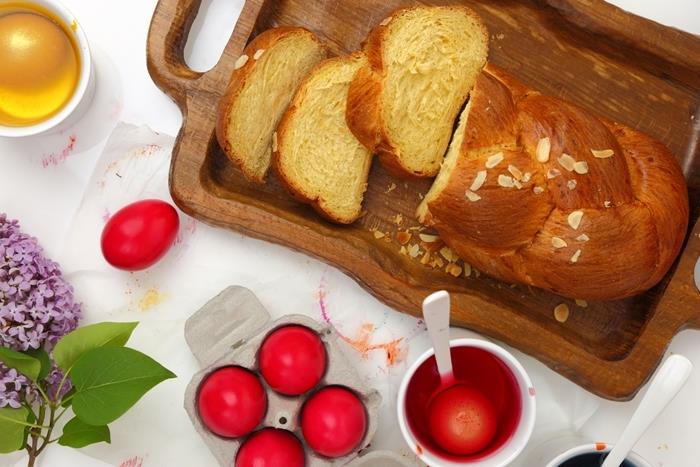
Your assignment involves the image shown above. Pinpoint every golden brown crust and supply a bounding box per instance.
[421,65,689,300]
[216,27,328,183]
[273,54,368,225]
[346,5,489,178]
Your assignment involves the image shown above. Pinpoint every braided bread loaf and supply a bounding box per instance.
[417,64,688,300]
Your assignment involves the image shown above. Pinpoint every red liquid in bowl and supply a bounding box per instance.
[405,346,522,462]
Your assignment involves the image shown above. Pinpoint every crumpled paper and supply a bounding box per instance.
[3,123,599,467]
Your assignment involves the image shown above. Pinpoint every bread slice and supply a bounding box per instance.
[346,5,488,178]
[216,27,329,182]
[273,54,373,224]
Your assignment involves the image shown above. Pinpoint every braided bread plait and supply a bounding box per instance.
[417,64,688,300]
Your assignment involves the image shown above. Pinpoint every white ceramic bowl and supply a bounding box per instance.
[546,443,652,467]
[397,338,536,467]
[0,0,93,138]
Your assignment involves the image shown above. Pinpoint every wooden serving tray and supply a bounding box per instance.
[147,0,700,400]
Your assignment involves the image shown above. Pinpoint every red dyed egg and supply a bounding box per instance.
[259,325,326,395]
[197,366,266,438]
[235,429,305,467]
[101,199,179,271]
[301,386,367,458]
[428,384,497,455]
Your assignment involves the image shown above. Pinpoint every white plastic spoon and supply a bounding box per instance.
[422,290,454,385]
[601,354,692,467]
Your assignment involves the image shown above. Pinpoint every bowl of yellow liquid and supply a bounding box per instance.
[0,0,92,137]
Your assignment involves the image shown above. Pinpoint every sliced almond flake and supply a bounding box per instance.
[546,168,561,179]
[379,16,392,26]
[575,299,588,308]
[470,170,487,191]
[558,153,576,171]
[485,152,504,169]
[507,164,523,180]
[513,179,523,189]
[574,161,589,174]
[431,257,445,268]
[465,190,482,202]
[420,252,431,265]
[399,246,407,255]
[576,233,590,242]
[272,132,278,152]
[385,182,397,193]
[533,186,545,194]
[567,179,577,190]
[522,172,532,183]
[419,234,439,243]
[463,263,472,277]
[474,269,481,278]
[592,149,614,159]
[554,303,570,323]
[570,249,582,263]
[498,174,515,188]
[253,49,265,60]
[536,137,551,163]
[446,263,463,277]
[567,210,584,230]
[396,231,411,245]
[604,200,612,208]
[439,246,457,262]
[234,54,249,69]
[373,231,385,239]
[551,237,567,248]
[408,245,421,258]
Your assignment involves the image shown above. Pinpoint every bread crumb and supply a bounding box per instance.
[430,256,445,268]
[234,54,249,69]
[604,200,612,208]
[439,246,457,262]
[420,252,431,265]
[533,186,544,194]
[418,193,424,200]
[396,230,411,245]
[380,16,392,26]
[446,263,462,277]
[463,263,472,277]
[373,231,385,239]
[392,213,403,225]
[496,33,505,40]
[253,49,265,60]
[575,299,588,307]
[554,303,570,322]
[385,182,397,193]
[547,168,561,179]
[576,233,590,242]
[567,179,577,190]
[474,269,481,278]
[399,246,407,255]
[408,244,420,258]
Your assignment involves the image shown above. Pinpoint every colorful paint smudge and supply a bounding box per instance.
[41,134,77,167]
[138,287,168,311]
[119,456,143,467]
[317,278,419,368]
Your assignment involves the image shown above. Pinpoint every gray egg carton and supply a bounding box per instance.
[183,286,390,466]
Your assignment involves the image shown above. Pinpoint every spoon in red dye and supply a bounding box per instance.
[422,291,499,456]
[422,290,455,387]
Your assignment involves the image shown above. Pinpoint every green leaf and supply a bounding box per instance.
[0,347,40,382]
[0,406,29,453]
[58,417,110,448]
[25,348,51,381]
[61,387,76,407]
[71,346,176,425]
[53,322,138,373]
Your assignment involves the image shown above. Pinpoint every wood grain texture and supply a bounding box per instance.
[146,0,700,400]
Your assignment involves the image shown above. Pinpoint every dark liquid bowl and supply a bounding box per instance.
[559,452,637,467]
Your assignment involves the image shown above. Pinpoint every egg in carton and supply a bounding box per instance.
[183,286,403,466]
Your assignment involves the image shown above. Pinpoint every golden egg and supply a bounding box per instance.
[0,5,80,127]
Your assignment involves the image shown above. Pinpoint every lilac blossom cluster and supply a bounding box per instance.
[0,214,81,407]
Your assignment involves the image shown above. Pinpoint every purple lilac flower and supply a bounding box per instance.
[0,214,81,407]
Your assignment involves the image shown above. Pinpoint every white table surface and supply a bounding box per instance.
[1,1,698,466]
